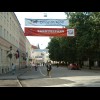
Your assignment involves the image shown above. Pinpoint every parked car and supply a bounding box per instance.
[68,63,80,70]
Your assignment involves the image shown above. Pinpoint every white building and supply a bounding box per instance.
[0,12,27,74]
[31,45,50,64]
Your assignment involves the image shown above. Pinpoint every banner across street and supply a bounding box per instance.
[25,18,69,26]
[24,27,75,37]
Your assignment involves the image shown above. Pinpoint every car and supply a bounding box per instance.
[68,63,80,70]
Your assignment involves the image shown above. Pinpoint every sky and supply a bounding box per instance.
[15,12,67,49]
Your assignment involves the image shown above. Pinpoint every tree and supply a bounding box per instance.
[65,12,100,68]
[48,37,62,62]
[47,12,100,68]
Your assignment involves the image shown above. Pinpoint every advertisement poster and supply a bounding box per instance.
[25,18,69,26]
[24,27,67,37]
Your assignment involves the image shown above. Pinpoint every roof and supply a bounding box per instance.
[31,45,38,49]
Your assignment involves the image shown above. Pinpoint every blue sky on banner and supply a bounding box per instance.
[15,12,67,49]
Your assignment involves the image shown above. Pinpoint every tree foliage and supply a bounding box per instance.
[47,12,100,67]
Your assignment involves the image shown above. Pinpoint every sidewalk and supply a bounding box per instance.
[58,65,100,73]
[0,67,30,80]
[80,66,100,73]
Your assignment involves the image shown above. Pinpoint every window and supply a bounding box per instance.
[7,31,8,40]
[7,22,8,27]
[0,13,2,21]
[10,34,11,42]
[4,29,5,39]
[7,12,9,21]
[0,48,1,63]
[10,17,11,30]
[4,12,6,18]
[0,25,2,36]
[8,32,9,41]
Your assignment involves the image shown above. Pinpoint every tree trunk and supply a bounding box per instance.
[89,59,94,69]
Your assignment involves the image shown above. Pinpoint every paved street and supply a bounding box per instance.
[18,66,100,87]
[0,66,100,87]
[0,68,30,87]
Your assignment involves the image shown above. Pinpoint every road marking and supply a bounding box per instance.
[41,84,71,87]
[39,67,46,76]
[16,77,22,87]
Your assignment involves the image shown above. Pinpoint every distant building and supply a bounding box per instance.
[31,45,50,64]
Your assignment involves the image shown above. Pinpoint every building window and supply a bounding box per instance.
[1,49,2,62]
[7,31,8,40]
[8,32,10,41]
[10,17,11,30]
[10,34,11,42]
[4,12,6,18]
[0,26,1,36]
[4,29,5,39]
[0,48,1,63]
[7,22,8,27]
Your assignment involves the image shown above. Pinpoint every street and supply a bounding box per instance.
[18,66,100,87]
[0,66,100,87]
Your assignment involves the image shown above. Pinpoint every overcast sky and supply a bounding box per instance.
[15,12,66,49]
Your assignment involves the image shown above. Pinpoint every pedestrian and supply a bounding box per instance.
[57,63,59,68]
[46,62,52,77]
[30,62,33,69]
[43,62,45,66]
[12,63,16,75]
[34,63,38,71]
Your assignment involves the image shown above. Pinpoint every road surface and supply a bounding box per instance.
[18,66,100,87]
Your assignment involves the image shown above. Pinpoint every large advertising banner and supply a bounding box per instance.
[24,27,75,37]
[25,18,69,26]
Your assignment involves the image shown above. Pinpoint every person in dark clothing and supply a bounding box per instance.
[12,63,16,75]
[57,63,59,68]
[35,63,38,71]
[46,62,52,77]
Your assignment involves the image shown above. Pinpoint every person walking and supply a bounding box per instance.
[46,62,52,77]
[12,63,16,75]
[34,63,38,71]
[57,63,59,68]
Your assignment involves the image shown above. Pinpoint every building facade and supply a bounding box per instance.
[0,12,28,74]
[26,37,32,67]
[31,46,50,64]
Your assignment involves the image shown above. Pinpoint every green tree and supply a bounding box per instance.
[47,12,100,68]
[48,37,62,62]
[65,12,100,69]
